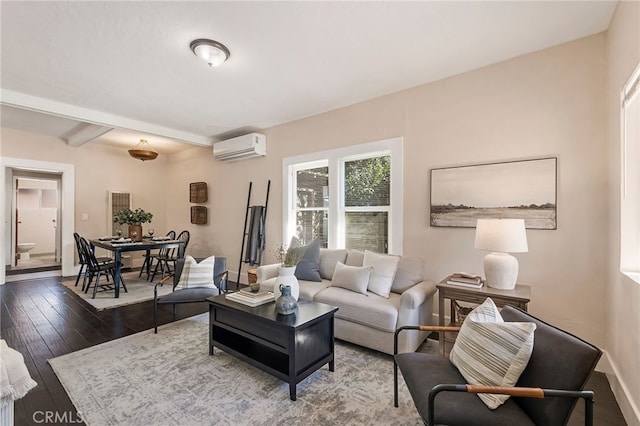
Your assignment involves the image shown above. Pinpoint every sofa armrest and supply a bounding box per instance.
[257,263,280,282]
[399,280,437,310]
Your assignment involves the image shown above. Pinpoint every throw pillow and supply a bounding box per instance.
[450,297,537,409]
[329,262,372,294]
[289,237,322,282]
[176,255,215,289]
[362,250,400,298]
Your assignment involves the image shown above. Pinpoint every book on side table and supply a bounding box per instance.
[226,290,275,307]
[446,273,484,288]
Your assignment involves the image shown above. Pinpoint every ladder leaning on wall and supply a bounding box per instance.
[236,180,270,290]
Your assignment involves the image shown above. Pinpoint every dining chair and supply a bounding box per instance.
[149,230,190,282]
[139,230,176,280]
[79,237,128,298]
[73,232,111,287]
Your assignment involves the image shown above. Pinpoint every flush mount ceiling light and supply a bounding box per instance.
[190,38,230,67]
[128,139,158,161]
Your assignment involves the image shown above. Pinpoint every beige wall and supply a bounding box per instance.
[606,1,640,424]
[1,129,170,264]
[185,34,608,346]
[166,34,609,348]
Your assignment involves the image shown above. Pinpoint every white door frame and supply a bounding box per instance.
[1,157,75,284]
[11,173,63,266]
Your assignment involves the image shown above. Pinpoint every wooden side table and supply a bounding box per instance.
[437,277,531,355]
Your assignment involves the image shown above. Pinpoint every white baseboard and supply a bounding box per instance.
[599,350,640,426]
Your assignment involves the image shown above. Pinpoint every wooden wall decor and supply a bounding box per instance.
[191,206,207,225]
[190,182,208,203]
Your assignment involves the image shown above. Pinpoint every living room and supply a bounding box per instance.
[1,1,638,425]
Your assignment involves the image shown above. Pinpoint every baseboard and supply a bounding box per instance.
[599,350,640,426]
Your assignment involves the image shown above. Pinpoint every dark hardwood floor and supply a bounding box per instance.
[0,276,628,425]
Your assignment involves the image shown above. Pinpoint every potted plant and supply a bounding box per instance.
[113,208,153,242]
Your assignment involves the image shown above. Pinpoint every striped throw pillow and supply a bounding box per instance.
[449,297,536,409]
[176,256,215,289]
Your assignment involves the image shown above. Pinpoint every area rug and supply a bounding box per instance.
[49,314,435,425]
[61,271,173,310]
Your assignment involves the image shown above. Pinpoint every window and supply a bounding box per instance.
[284,138,403,254]
[621,63,640,282]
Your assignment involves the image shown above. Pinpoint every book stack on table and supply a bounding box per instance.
[447,273,484,288]
[226,290,275,307]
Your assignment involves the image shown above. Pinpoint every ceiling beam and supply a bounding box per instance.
[1,89,213,147]
[66,124,113,147]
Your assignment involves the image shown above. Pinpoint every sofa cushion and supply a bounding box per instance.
[450,298,536,409]
[290,237,322,282]
[319,248,348,280]
[314,286,400,332]
[330,262,371,294]
[363,250,400,298]
[391,256,424,294]
[259,277,330,300]
[345,249,364,267]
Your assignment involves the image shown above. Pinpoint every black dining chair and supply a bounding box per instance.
[73,232,111,288]
[149,230,190,282]
[79,237,128,298]
[139,230,176,280]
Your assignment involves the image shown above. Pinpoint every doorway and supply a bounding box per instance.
[1,157,75,285]
[7,173,62,274]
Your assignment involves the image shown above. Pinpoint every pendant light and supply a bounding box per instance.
[128,139,158,161]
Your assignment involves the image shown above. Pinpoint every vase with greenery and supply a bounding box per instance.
[273,243,306,301]
[113,208,153,241]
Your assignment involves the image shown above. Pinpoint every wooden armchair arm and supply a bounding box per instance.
[428,384,595,426]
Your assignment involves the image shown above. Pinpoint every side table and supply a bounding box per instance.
[437,277,531,355]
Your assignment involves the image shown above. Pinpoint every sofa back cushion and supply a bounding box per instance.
[345,249,365,267]
[391,256,424,293]
[319,248,348,280]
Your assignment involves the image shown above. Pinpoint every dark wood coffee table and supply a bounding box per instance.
[207,294,338,401]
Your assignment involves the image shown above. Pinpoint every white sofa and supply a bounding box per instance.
[256,248,437,355]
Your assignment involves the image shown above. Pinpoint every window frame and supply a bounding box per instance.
[620,62,640,283]
[283,137,403,254]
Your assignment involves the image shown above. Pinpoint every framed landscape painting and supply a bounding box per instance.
[430,157,557,229]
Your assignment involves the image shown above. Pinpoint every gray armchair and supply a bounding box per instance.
[394,305,602,426]
[153,256,227,333]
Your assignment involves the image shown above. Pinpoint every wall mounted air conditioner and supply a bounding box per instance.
[213,133,266,162]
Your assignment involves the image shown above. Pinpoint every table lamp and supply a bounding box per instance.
[474,218,528,290]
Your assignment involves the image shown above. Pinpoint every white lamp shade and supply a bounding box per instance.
[474,219,528,253]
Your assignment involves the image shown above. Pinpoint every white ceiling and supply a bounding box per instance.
[0,1,617,154]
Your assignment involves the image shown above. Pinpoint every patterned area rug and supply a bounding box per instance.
[49,314,436,425]
[60,271,173,310]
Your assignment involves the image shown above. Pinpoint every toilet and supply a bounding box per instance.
[17,243,36,260]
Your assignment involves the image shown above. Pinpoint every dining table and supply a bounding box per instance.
[90,237,185,298]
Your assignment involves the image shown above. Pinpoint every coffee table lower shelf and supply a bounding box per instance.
[208,296,338,401]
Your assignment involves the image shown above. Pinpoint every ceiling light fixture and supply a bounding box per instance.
[128,139,158,161]
[190,38,230,67]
